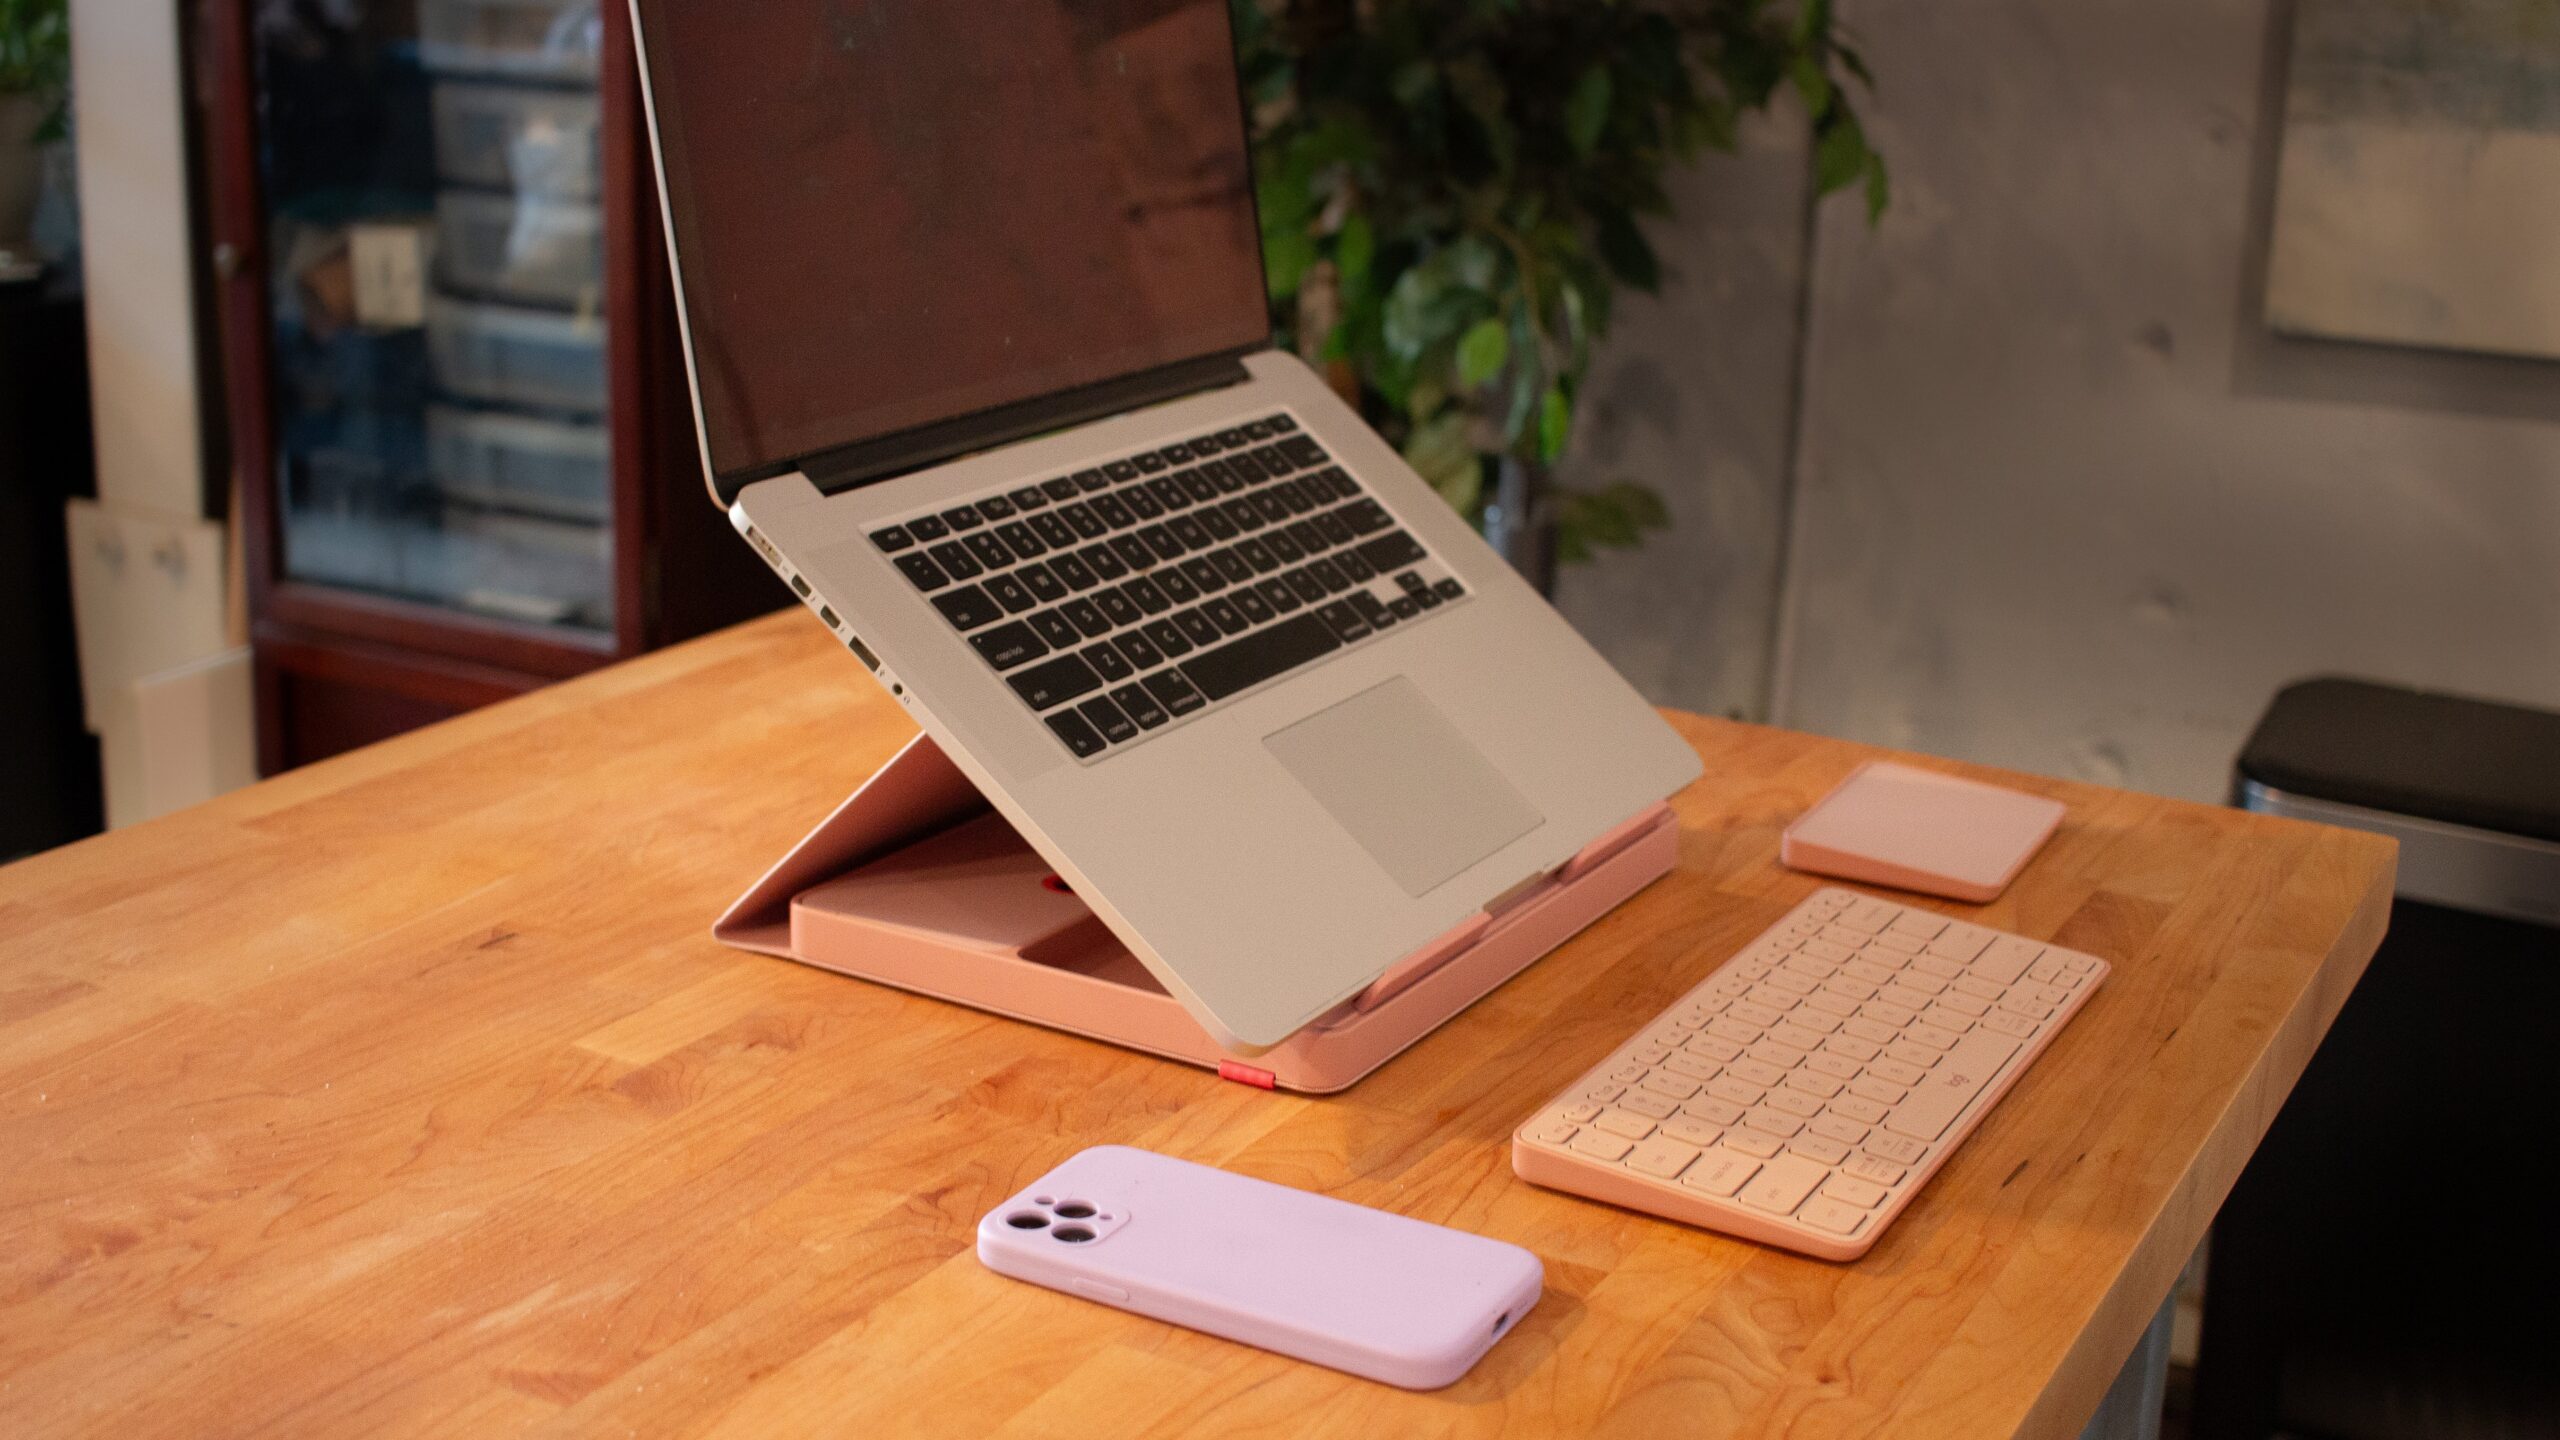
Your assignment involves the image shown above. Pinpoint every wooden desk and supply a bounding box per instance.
[0,612,2393,1438]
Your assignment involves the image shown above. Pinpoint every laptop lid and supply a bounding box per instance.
[629,0,1272,505]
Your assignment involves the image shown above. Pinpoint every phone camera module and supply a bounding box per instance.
[1006,1211,1050,1229]
[1052,1225,1096,1243]
[1053,1201,1096,1220]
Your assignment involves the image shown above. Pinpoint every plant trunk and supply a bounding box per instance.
[1482,455,1557,596]
[0,94,45,260]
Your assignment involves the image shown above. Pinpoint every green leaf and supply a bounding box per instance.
[1264,231,1318,302]
[1567,66,1613,157]
[1538,386,1572,462]
[1456,318,1510,386]
[1790,54,1833,120]
[1792,0,1835,49]
[1863,153,1891,224]
[1814,109,1870,197]
[1334,212,1375,290]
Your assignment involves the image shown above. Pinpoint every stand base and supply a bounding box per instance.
[717,733,1678,1093]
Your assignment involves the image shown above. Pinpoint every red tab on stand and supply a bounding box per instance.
[1217,1059,1277,1089]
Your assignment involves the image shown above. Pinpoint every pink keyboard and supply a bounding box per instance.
[1512,887,2107,1261]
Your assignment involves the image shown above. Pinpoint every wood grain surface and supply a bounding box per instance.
[0,611,2394,1438]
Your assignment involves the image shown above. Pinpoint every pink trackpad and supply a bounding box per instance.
[1779,761,2065,903]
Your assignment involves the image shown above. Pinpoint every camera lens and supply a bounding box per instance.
[1052,1225,1096,1243]
[1054,1201,1095,1220]
[1006,1212,1049,1229]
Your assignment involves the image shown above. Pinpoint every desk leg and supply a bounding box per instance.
[2078,1289,2174,1440]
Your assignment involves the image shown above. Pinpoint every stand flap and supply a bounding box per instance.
[713,730,990,955]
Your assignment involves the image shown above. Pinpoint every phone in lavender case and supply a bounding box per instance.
[975,1145,1544,1390]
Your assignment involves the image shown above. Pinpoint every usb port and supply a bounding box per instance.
[818,605,842,629]
[789,573,811,598]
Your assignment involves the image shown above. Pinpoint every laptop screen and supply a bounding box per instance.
[634,0,1270,482]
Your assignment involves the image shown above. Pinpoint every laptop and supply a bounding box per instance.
[629,0,1701,1053]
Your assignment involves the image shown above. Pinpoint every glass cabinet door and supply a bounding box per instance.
[254,0,613,634]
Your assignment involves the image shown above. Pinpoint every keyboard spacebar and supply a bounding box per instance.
[1180,614,1342,700]
[1884,1029,2021,1141]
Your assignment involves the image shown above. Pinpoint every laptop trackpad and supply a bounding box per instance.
[1264,677,1544,898]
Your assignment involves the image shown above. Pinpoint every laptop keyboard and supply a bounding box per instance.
[870,413,1467,759]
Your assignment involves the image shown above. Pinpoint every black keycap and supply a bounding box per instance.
[1225,450,1268,483]
[1142,618,1193,657]
[1283,567,1327,604]
[1215,427,1249,448]
[1320,467,1362,500]
[871,525,915,552]
[1351,591,1396,628]
[1265,412,1298,433]
[964,531,1015,571]
[1059,502,1107,539]
[1284,519,1326,553]
[1161,442,1195,464]
[986,573,1038,613]
[1031,512,1078,549]
[1169,516,1213,551]
[970,620,1049,670]
[1091,494,1137,529]
[1009,652,1103,710]
[1010,485,1049,509]
[1018,562,1068,603]
[1123,486,1164,520]
[1122,576,1171,614]
[895,552,951,592]
[1238,538,1281,573]
[1180,613,1340,701]
[1132,451,1168,474]
[1188,432,1226,455]
[1062,597,1112,638]
[1255,577,1303,614]
[1434,577,1465,601]
[908,513,950,541]
[928,540,982,580]
[1278,434,1326,468]
[1232,587,1275,624]
[1197,507,1239,541]
[1108,535,1156,572]
[1145,476,1189,510]
[942,503,985,530]
[1030,608,1083,650]
[1072,469,1110,492]
[1312,512,1354,547]
[978,494,1016,520]
[1043,476,1083,500]
[1271,479,1316,515]
[1045,709,1107,758]
[1143,669,1208,716]
[1198,458,1244,493]
[932,585,1003,630]
[1249,491,1292,525]
[1356,529,1428,572]
[1078,696,1139,745]
[1201,596,1250,634]
[1208,547,1255,585]
[1136,524,1186,562]
[1180,557,1227,593]
[1155,568,1200,604]
[1113,630,1164,670]
[1221,497,1265,532]
[995,521,1046,558]
[1104,460,1140,482]
[1085,644,1135,682]
[1292,475,1337,509]
[1334,547,1375,581]
[1413,584,1445,609]
[1175,469,1218,503]
[1308,559,1352,594]
[1252,444,1297,477]
[1336,500,1392,535]
[1113,684,1170,728]
[1390,595,1423,619]
[1081,543,1129,581]
[1242,419,1275,441]
[1264,529,1305,564]
[1094,589,1143,628]
[1317,599,1372,642]
[1050,552,1100,590]
[1397,570,1430,595]
[1172,608,1222,646]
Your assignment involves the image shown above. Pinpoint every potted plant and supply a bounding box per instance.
[1,0,69,279]
[1238,0,1884,589]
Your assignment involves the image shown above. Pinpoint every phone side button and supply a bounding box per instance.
[1070,1278,1130,1303]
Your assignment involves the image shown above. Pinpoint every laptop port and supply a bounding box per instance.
[818,604,842,628]
[789,573,811,598]
[844,634,881,671]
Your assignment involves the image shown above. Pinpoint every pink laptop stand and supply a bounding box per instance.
[715,732,1678,1093]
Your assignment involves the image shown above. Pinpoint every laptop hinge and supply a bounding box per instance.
[792,351,1256,497]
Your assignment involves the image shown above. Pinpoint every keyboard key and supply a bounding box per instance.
[1044,709,1106,757]
[1569,1131,1634,1162]
[1084,644,1134,682]
[1009,485,1049,509]
[1255,577,1303,614]
[1278,433,1326,467]
[1389,596,1421,620]
[1133,451,1167,474]
[1144,476,1187,510]
[1208,547,1256,585]
[1231,587,1275,625]
[1136,525,1185,562]
[1220,496,1265,531]
[870,524,914,552]
[1142,669,1207,716]
[1594,1108,1657,1140]
[1356,530,1428,573]
[1180,557,1227,593]
[1334,500,1391,534]
[1059,599,1111,639]
[931,585,1003,630]
[907,513,950,541]
[1029,610,1082,651]
[1201,597,1249,634]
[1104,460,1140,482]
[1264,412,1297,432]
[1169,516,1213,550]
[978,494,1015,520]
[1680,1148,1761,1197]
[1077,696,1138,745]
[995,521,1046,559]
[1796,1198,1870,1237]
[1317,600,1371,643]
[1030,513,1078,550]
[1824,1176,1889,1209]
[894,552,951,592]
[1188,434,1228,456]
[970,621,1048,670]
[1042,477,1082,500]
[1092,494,1136,528]
[1093,589,1142,628]
[1883,1030,2019,1142]
[1737,1154,1830,1215]
[1113,631,1163,670]
[1172,608,1222,647]
[1627,1137,1700,1179]
[1182,614,1342,700]
[1123,576,1172,614]
[1072,468,1109,492]
[1109,536,1155,572]
[1142,619,1193,658]
[1123,486,1163,519]
[1017,562,1068,603]
[985,573,1037,613]
[1007,653,1103,711]
[1157,568,1203,604]
[1059,503,1107,539]
[1111,684,1169,728]
[941,503,984,530]
[927,541,982,580]
[1079,543,1128,581]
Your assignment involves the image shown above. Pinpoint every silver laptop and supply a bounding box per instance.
[630,0,1700,1053]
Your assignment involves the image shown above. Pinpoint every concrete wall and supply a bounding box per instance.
[1560,0,2560,802]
